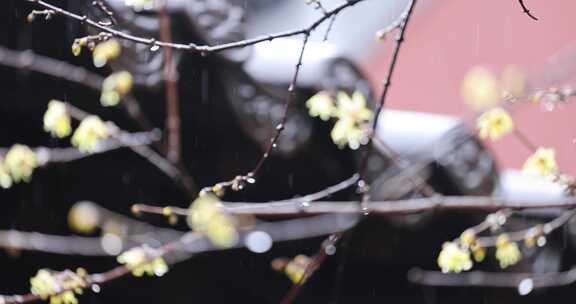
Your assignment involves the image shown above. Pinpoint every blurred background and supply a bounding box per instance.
[1,0,576,303]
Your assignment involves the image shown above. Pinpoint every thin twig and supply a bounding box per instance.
[135,195,576,220]
[27,0,366,54]
[518,0,538,21]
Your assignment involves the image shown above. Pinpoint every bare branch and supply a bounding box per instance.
[518,0,539,21]
[134,195,576,218]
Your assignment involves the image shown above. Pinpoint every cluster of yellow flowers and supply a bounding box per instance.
[100,71,133,106]
[0,144,38,189]
[437,230,522,273]
[71,116,110,153]
[187,193,239,248]
[42,101,112,153]
[306,91,373,150]
[476,107,562,181]
[117,245,169,277]
[92,40,121,68]
[476,107,514,141]
[30,269,86,304]
[437,242,473,273]
[44,100,72,139]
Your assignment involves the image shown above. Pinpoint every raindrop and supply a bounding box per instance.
[150,44,160,52]
[361,206,370,216]
[245,231,273,253]
[246,177,256,184]
[101,233,123,255]
[517,278,534,296]
[298,201,310,210]
[324,244,336,255]
[91,284,101,293]
[272,143,277,148]
[536,236,547,247]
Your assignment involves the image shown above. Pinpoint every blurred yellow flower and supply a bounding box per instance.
[43,100,72,138]
[461,66,499,110]
[93,39,121,68]
[284,255,312,284]
[437,242,472,273]
[5,144,38,183]
[459,229,476,247]
[330,118,369,150]
[522,148,558,178]
[501,65,526,98]
[476,107,514,141]
[0,159,12,189]
[117,246,168,277]
[471,244,486,262]
[187,193,238,248]
[30,269,59,300]
[327,91,373,150]
[68,201,101,234]
[30,269,85,304]
[495,234,522,268]
[335,91,373,124]
[306,91,336,121]
[100,71,133,107]
[71,116,110,153]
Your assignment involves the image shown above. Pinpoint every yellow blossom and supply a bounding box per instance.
[71,116,110,153]
[476,107,514,141]
[0,159,12,189]
[306,91,336,121]
[100,71,133,106]
[335,91,373,124]
[471,244,486,262]
[187,193,238,248]
[284,255,312,284]
[437,242,473,273]
[4,144,38,183]
[117,246,168,277]
[495,234,522,268]
[330,118,369,150]
[459,229,476,247]
[30,269,85,304]
[92,39,121,68]
[461,66,499,110]
[43,100,72,138]
[30,269,59,300]
[522,148,558,178]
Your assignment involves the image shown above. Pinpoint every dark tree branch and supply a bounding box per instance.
[518,0,539,21]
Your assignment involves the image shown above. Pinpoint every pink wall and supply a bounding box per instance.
[366,0,576,173]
